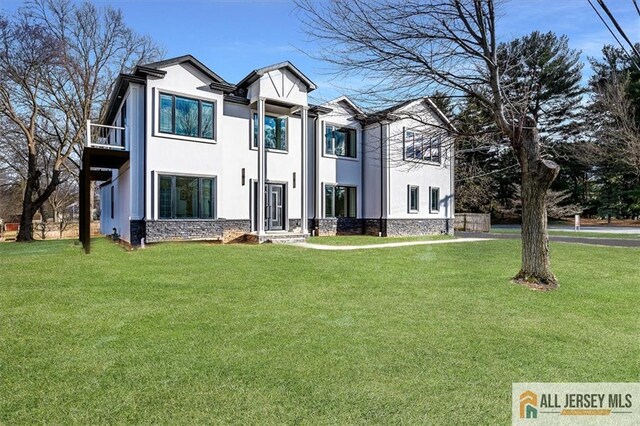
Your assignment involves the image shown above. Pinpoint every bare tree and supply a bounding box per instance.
[298,0,578,287]
[0,0,162,242]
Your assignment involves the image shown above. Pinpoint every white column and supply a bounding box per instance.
[315,117,323,220]
[301,106,309,234]
[257,98,266,235]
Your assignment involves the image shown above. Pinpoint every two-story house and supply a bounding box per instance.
[78,55,454,253]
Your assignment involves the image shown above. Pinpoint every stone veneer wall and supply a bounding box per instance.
[144,219,251,244]
[309,218,454,237]
[309,218,363,236]
[383,218,454,236]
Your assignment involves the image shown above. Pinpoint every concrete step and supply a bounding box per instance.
[245,232,309,244]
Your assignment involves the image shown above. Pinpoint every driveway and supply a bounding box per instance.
[459,232,640,248]
[492,224,640,235]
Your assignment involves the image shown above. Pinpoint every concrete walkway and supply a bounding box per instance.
[293,237,492,251]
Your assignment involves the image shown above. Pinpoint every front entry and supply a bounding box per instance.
[265,183,285,231]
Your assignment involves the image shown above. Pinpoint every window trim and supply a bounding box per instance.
[408,185,419,213]
[323,122,358,159]
[429,186,440,213]
[403,127,442,165]
[250,111,289,153]
[157,173,217,220]
[155,89,217,143]
[324,183,357,218]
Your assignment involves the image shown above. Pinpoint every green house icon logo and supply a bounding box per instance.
[519,390,538,419]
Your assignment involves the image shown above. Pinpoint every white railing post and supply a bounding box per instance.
[86,120,92,148]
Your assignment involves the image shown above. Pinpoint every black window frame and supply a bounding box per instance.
[252,112,288,151]
[158,92,215,140]
[325,124,357,158]
[110,185,114,219]
[324,184,357,218]
[408,185,419,213]
[158,175,217,219]
[403,128,442,164]
[430,186,440,213]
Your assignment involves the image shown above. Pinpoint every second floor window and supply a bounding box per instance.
[404,129,441,163]
[325,185,357,218]
[325,125,356,158]
[159,93,214,140]
[253,113,287,151]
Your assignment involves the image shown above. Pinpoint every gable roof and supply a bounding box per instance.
[140,55,231,86]
[325,96,365,116]
[364,97,454,130]
[236,61,317,92]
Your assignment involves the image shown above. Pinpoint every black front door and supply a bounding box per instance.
[265,183,285,231]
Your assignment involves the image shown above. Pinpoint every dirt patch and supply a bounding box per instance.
[512,278,559,291]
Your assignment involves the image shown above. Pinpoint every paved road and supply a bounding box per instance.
[492,224,640,235]
[459,232,640,248]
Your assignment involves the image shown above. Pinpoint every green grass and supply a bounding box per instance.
[491,228,640,239]
[307,234,453,245]
[0,238,638,424]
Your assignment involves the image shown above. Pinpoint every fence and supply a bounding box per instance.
[1,221,101,241]
[454,213,491,233]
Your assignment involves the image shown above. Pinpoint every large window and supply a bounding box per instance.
[404,129,441,163]
[325,124,356,158]
[158,175,216,219]
[159,93,215,140]
[325,185,357,218]
[408,185,419,213]
[253,113,287,150]
[430,187,440,213]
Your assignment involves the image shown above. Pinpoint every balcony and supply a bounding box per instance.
[79,120,130,254]
[86,120,128,151]
[83,120,130,169]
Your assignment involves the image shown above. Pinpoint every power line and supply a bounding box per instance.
[587,0,640,72]
[596,0,640,58]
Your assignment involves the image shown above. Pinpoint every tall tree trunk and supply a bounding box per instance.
[513,124,560,288]
[16,152,39,242]
[16,151,61,242]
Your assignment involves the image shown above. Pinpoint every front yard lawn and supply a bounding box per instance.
[0,238,638,424]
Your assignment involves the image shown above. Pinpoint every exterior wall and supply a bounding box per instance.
[315,101,363,220]
[99,183,113,235]
[362,122,386,219]
[98,58,455,245]
[144,63,304,230]
[386,103,454,221]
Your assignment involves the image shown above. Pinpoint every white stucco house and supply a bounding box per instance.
[78,55,454,251]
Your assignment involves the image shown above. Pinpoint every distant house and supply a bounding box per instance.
[78,55,454,251]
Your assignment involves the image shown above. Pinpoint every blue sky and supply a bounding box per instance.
[2,0,639,104]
